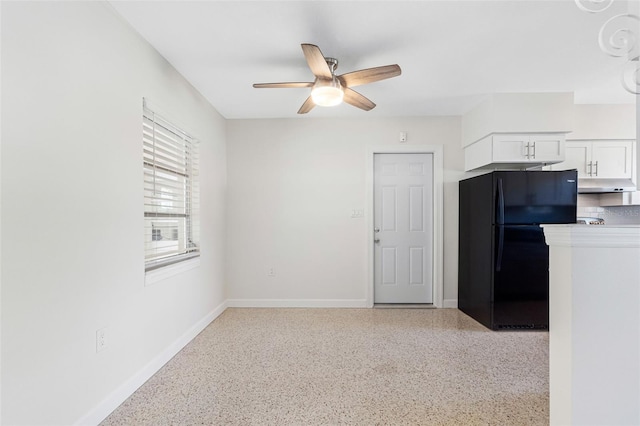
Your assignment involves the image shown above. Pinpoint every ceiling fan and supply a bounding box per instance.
[253,43,402,114]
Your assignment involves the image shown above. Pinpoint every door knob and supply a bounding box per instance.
[374,227,380,233]
[374,238,380,243]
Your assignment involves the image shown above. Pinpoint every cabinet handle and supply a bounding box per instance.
[530,142,536,159]
[587,161,592,176]
[523,143,529,159]
[593,161,598,176]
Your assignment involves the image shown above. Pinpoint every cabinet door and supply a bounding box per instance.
[530,134,565,162]
[591,140,633,179]
[492,134,529,162]
[553,141,590,178]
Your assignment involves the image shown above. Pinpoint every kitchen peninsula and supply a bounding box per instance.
[541,224,640,426]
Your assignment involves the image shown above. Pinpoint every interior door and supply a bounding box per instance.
[374,153,433,303]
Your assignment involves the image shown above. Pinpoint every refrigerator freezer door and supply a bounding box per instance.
[494,170,577,225]
[492,225,549,329]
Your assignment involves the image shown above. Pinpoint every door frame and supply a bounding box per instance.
[366,145,444,308]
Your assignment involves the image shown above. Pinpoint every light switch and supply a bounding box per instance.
[351,209,364,218]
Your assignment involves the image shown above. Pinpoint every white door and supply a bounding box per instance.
[530,134,565,162]
[557,142,591,177]
[591,141,634,179]
[374,153,433,303]
[492,134,529,162]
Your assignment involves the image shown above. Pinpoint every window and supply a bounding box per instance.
[143,103,200,272]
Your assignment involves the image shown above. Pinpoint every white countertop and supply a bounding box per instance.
[541,224,640,248]
[544,224,640,228]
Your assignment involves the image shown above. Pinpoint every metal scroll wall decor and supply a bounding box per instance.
[575,0,639,94]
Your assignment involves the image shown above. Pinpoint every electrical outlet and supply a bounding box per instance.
[267,267,276,277]
[96,327,108,353]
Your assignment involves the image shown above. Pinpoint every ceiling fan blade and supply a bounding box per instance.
[297,96,316,114]
[253,82,314,89]
[338,64,401,88]
[301,44,332,79]
[343,88,376,111]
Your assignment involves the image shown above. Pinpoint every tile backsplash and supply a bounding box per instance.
[600,205,640,225]
[577,194,604,219]
[577,194,640,225]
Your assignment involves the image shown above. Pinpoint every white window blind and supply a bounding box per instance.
[143,103,200,271]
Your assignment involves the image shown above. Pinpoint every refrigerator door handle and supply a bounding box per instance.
[496,225,504,272]
[495,178,505,272]
[496,178,505,225]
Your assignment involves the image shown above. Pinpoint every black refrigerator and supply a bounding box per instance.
[458,170,577,330]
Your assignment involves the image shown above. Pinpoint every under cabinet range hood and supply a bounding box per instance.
[578,178,637,193]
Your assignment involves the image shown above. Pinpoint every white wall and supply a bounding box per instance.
[1,2,227,425]
[226,117,463,307]
[461,93,574,147]
[570,103,636,140]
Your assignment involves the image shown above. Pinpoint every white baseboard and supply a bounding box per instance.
[226,298,369,308]
[75,300,228,426]
[443,299,458,308]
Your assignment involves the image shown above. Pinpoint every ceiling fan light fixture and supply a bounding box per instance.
[311,77,344,107]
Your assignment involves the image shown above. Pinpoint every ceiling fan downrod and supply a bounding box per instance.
[325,57,338,74]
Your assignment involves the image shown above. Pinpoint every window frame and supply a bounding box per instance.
[143,102,200,273]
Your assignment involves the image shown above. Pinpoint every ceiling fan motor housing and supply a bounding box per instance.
[325,57,338,73]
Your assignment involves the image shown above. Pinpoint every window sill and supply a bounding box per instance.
[145,257,201,286]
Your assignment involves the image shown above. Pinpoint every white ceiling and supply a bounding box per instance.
[109,0,636,119]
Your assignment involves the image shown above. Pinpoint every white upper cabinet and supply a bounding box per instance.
[552,140,634,179]
[591,141,634,179]
[465,133,566,171]
[492,134,565,162]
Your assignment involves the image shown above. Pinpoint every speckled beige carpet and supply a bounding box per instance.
[101,308,548,425]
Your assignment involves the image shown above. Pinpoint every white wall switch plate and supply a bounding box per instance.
[351,209,364,218]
